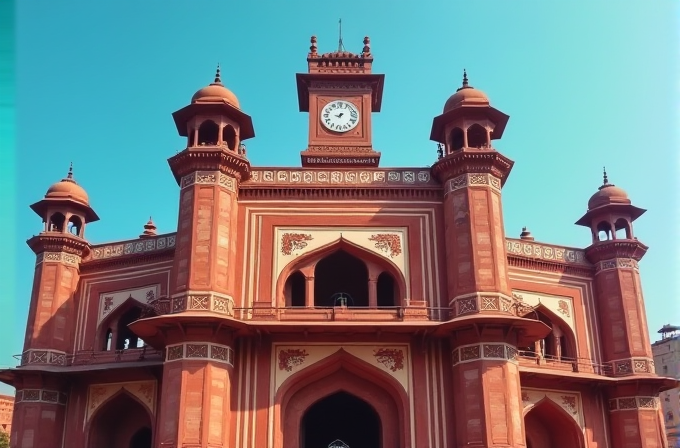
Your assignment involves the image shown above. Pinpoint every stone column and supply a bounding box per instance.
[608,391,667,447]
[451,340,525,447]
[11,375,67,448]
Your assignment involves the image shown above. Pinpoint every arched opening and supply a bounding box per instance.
[49,212,66,232]
[614,218,631,240]
[104,329,113,351]
[467,123,488,148]
[88,392,153,448]
[223,125,237,150]
[524,399,584,448]
[116,307,144,350]
[68,215,83,237]
[301,392,381,448]
[314,251,368,307]
[129,427,152,448]
[197,120,219,145]
[519,307,575,363]
[596,221,611,241]
[377,272,396,307]
[285,271,306,307]
[449,127,464,152]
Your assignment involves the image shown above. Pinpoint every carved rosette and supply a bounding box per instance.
[609,357,655,376]
[20,349,67,366]
[609,396,659,411]
[373,348,405,372]
[278,348,309,372]
[160,292,235,317]
[16,389,67,405]
[281,233,314,255]
[595,258,640,273]
[368,234,402,258]
[165,342,234,366]
[452,343,519,366]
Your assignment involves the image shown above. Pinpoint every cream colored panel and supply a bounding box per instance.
[512,290,575,332]
[98,284,160,325]
[273,343,409,394]
[521,387,584,428]
[85,380,157,423]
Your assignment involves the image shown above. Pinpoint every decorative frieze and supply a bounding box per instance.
[248,169,434,186]
[609,396,659,411]
[452,343,519,366]
[166,292,235,317]
[165,342,234,366]
[20,349,67,366]
[36,251,81,266]
[506,238,588,266]
[309,81,372,90]
[180,170,236,193]
[444,173,502,196]
[90,233,176,261]
[595,258,639,273]
[609,357,655,376]
[451,292,515,317]
[16,389,67,405]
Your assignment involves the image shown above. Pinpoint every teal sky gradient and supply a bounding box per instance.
[6,1,679,394]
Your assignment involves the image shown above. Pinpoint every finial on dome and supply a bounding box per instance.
[520,226,535,241]
[310,35,318,55]
[214,64,222,84]
[599,166,614,190]
[362,36,371,56]
[140,216,158,239]
[67,162,73,179]
[462,69,469,88]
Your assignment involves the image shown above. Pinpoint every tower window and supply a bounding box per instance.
[467,123,487,148]
[223,125,237,150]
[197,120,219,145]
[449,127,464,152]
[67,215,83,237]
[49,212,66,232]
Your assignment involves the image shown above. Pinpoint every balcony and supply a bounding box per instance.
[15,346,164,370]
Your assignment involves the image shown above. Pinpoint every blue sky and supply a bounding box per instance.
[4,1,678,394]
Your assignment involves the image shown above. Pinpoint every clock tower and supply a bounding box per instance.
[296,35,384,167]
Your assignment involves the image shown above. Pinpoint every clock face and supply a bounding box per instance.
[320,100,360,133]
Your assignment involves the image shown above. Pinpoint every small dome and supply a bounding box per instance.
[45,165,89,206]
[191,65,240,108]
[587,170,630,210]
[443,70,490,113]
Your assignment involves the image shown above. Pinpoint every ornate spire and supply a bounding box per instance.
[362,36,371,56]
[67,162,73,179]
[456,69,471,92]
[213,64,222,84]
[310,35,318,55]
[599,166,614,190]
[140,216,158,239]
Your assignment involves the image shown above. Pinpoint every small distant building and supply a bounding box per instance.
[0,394,14,434]
[653,324,680,447]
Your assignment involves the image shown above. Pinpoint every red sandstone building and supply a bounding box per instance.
[3,36,677,448]
[0,394,13,435]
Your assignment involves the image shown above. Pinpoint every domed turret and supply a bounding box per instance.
[30,164,99,238]
[575,168,645,243]
[443,70,490,113]
[191,65,240,108]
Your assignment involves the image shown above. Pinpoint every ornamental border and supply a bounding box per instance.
[506,239,588,266]
[445,173,501,196]
[16,388,67,405]
[180,170,236,193]
[452,343,519,366]
[609,396,659,411]
[609,357,655,376]
[36,252,81,266]
[165,342,234,366]
[450,292,516,317]
[248,169,434,186]
[158,292,235,316]
[595,258,640,273]
[20,349,67,366]
[90,233,176,260]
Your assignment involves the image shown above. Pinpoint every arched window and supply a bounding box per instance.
[88,392,153,448]
[115,307,144,350]
[614,218,631,240]
[197,120,219,146]
[285,271,306,307]
[596,221,611,241]
[314,251,368,307]
[449,127,464,152]
[223,125,237,150]
[49,212,66,232]
[68,215,83,237]
[377,272,396,307]
[467,123,488,148]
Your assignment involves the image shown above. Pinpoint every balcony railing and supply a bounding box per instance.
[517,350,613,376]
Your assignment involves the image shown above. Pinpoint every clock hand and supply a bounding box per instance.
[335,113,344,118]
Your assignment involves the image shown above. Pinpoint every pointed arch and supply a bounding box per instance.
[449,127,464,151]
[86,389,153,448]
[524,397,584,448]
[48,212,66,232]
[467,123,488,148]
[222,124,237,150]
[275,237,408,308]
[275,348,409,448]
[533,303,578,361]
[98,297,149,351]
[197,119,219,145]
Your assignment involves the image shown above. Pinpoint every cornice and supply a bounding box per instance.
[167,147,251,184]
[431,148,514,186]
[26,233,90,257]
[584,240,648,263]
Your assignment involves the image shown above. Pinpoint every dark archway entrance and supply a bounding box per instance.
[301,392,381,448]
[524,399,584,448]
[88,392,152,448]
